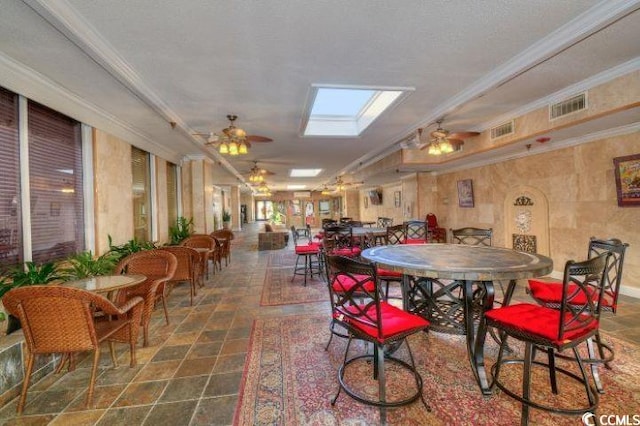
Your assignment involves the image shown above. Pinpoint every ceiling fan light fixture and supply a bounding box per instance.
[228,140,239,155]
[238,141,248,154]
[219,142,229,154]
[440,140,454,153]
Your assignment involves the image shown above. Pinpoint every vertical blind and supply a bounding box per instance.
[132,147,150,242]
[0,88,22,269]
[28,101,84,263]
[166,162,178,229]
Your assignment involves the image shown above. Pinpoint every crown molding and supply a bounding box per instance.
[23,0,245,181]
[479,57,640,130]
[438,121,640,175]
[0,51,183,164]
[348,0,640,174]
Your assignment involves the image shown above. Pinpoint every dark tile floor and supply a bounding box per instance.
[0,223,638,425]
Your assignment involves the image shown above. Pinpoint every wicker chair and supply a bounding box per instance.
[2,286,144,413]
[114,250,177,347]
[210,229,234,266]
[210,236,224,273]
[158,246,200,306]
[180,234,216,280]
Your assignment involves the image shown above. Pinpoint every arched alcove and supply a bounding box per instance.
[503,185,550,256]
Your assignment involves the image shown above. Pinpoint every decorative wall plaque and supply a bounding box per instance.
[513,234,537,254]
[514,210,532,233]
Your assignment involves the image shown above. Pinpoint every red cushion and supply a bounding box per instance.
[377,267,402,278]
[335,302,429,343]
[528,279,613,309]
[404,239,426,245]
[308,241,323,248]
[485,303,598,346]
[332,274,375,293]
[331,247,361,257]
[295,245,319,254]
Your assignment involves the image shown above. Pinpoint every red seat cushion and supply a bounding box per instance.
[377,267,402,278]
[485,303,598,346]
[332,274,375,293]
[336,302,429,343]
[528,279,613,309]
[295,245,319,254]
[331,247,361,257]
[403,239,426,245]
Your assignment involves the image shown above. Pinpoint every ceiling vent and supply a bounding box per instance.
[550,92,587,120]
[490,120,515,140]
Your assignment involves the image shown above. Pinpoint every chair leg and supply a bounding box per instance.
[594,331,613,370]
[573,347,598,408]
[547,347,558,394]
[109,342,118,368]
[521,342,534,426]
[16,352,35,414]
[161,289,170,326]
[586,337,604,394]
[376,344,387,425]
[86,349,101,409]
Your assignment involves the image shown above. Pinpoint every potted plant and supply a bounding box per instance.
[107,235,157,263]
[222,210,231,230]
[169,216,194,245]
[59,251,119,281]
[0,261,62,334]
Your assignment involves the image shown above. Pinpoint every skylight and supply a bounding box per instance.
[287,184,307,190]
[290,168,322,177]
[302,85,412,137]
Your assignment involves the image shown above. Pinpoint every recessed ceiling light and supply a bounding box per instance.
[290,168,322,177]
[287,184,307,190]
[302,85,413,137]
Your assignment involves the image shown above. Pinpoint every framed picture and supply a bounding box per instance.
[319,200,330,214]
[394,191,401,208]
[291,200,301,216]
[614,154,640,207]
[457,179,474,208]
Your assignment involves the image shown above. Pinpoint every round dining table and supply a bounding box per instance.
[62,274,146,300]
[361,243,553,395]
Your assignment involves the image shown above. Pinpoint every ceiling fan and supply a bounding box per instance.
[244,161,275,183]
[419,119,480,155]
[193,114,273,155]
[330,176,364,191]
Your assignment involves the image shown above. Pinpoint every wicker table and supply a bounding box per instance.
[361,243,552,395]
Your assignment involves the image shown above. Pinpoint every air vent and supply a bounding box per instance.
[490,120,514,140]
[550,92,587,120]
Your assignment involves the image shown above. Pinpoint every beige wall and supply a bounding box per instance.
[422,132,639,293]
[93,129,134,254]
[155,157,169,244]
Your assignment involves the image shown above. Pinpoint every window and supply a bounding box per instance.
[0,88,22,269]
[166,162,178,229]
[132,147,151,242]
[302,85,412,137]
[28,101,84,263]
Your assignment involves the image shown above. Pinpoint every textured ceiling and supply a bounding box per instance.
[0,0,639,191]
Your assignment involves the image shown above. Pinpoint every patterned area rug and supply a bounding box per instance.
[260,251,328,306]
[234,314,640,425]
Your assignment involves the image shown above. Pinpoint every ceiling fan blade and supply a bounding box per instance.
[447,138,465,146]
[448,131,480,139]
[246,135,273,142]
